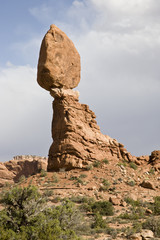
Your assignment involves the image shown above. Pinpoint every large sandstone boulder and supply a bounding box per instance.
[37,24,80,90]
[47,88,134,171]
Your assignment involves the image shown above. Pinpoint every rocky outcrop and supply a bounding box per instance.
[0,155,47,186]
[37,24,80,91]
[0,163,14,187]
[4,155,47,181]
[149,150,160,170]
[47,88,134,171]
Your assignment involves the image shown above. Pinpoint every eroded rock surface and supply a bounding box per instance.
[149,150,160,170]
[37,24,80,90]
[0,163,14,187]
[47,89,134,171]
[5,155,47,181]
[0,155,48,186]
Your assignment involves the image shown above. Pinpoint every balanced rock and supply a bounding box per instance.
[37,25,135,171]
[47,88,134,171]
[37,24,80,90]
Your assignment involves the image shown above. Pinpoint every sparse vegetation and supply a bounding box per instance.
[18,174,26,183]
[91,200,114,216]
[86,164,93,171]
[126,180,135,187]
[129,162,138,170]
[51,172,59,183]
[142,217,160,237]
[148,167,155,175]
[102,158,109,164]
[93,161,101,168]
[40,169,47,177]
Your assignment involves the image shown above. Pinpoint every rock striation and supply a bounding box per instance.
[37,24,80,91]
[47,88,134,171]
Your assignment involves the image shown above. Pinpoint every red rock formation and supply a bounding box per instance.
[3,155,47,183]
[37,25,80,91]
[149,150,160,170]
[47,88,134,171]
[0,163,14,187]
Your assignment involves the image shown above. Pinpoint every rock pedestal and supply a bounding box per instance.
[47,88,133,171]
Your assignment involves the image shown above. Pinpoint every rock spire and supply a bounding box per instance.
[37,25,135,171]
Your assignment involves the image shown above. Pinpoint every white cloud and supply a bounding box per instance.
[1,0,160,162]
[0,64,52,162]
[69,0,160,155]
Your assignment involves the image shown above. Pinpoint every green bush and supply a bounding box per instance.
[129,162,138,170]
[0,186,82,240]
[91,212,106,229]
[153,196,160,215]
[142,217,160,237]
[86,164,93,171]
[93,161,101,168]
[127,180,135,187]
[102,159,109,164]
[52,173,59,183]
[124,197,143,207]
[40,169,47,177]
[18,175,26,183]
[91,200,114,216]
[119,206,145,220]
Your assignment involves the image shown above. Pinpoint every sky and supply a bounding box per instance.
[0,0,160,162]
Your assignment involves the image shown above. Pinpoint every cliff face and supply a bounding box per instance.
[47,88,134,171]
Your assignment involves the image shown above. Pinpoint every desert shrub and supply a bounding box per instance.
[102,159,109,164]
[153,196,160,215]
[142,217,160,237]
[43,189,53,197]
[18,175,26,183]
[148,167,155,175]
[40,169,47,177]
[93,161,101,168]
[126,180,135,187]
[0,186,82,240]
[91,212,106,229]
[124,197,144,207]
[119,206,145,220]
[129,162,138,170]
[91,200,114,216]
[125,222,142,239]
[118,159,128,167]
[119,212,140,220]
[86,164,93,171]
[79,174,87,178]
[52,173,59,183]
[69,176,83,185]
[99,179,110,192]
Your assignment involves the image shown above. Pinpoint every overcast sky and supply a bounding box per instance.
[0,0,160,162]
